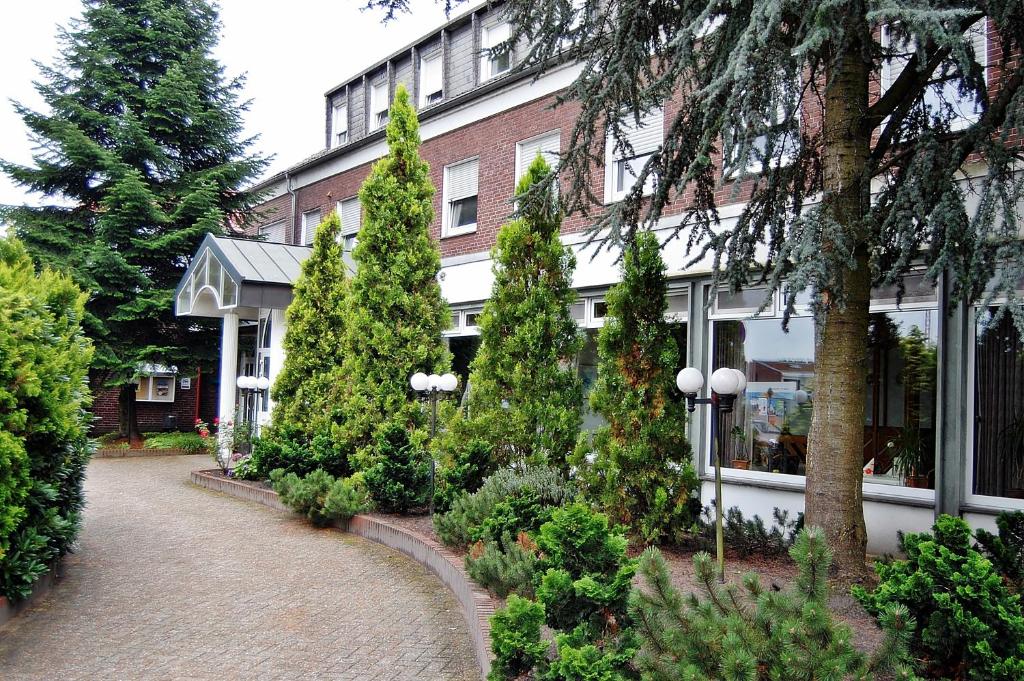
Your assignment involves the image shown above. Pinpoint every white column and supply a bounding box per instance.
[265,308,287,420]
[218,311,239,424]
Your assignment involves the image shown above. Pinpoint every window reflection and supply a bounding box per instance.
[713,309,937,487]
[974,310,1024,499]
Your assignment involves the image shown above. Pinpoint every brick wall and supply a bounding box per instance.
[91,370,220,435]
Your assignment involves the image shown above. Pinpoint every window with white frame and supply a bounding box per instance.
[259,221,287,244]
[338,197,361,252]
[443,158,479,237]
[419,52,444,107]
[881,20,987,132]
[515,130,560,186]
[300,208,321,246]
[605,108,663,203]
[370,80,389,130]
[445,306,485,336]
[136,374,176,403]
[480,22,512,81]
[332,102,348,146]
[723,75,800,177]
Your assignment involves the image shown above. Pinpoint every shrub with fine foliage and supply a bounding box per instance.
[0,237,93,601]
[363,423,430,513]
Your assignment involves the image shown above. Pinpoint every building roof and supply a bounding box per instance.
[210,235,309,286]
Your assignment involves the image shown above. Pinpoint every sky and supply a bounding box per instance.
[0,0,471,210]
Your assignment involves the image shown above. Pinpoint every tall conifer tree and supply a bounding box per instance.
[466,155,583,468]
[332,84,450,468]
[574,230,698,544]
[272,211,349,431]
[1,0,267,437]
[370,0,1024,575]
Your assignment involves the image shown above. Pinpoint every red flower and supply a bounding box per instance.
[213,417,220,425]
[194,418,202,425]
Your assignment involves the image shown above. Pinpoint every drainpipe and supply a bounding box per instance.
[286,170,297,245]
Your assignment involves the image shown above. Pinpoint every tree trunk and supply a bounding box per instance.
[118,384,143,445]
[804,27,873,580]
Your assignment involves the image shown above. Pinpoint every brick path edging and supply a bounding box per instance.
[0,561,61,630]
[189,469,495,678]
[94,448,188,458]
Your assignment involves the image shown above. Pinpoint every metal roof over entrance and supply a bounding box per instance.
[174,234,310,319]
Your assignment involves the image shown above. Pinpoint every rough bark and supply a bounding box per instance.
[117,384,142,445]
[805,28,873,580]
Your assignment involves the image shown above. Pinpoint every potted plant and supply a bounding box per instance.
[730,425,750,470]
[889,427,932,488]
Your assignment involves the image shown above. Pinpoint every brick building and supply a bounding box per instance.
[91,368,219,435]
[175,2,1023,552]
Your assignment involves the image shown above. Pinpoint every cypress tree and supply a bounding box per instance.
[332,84,451,468]
[466,155,583,468]
[271,210,349,432]
[371,0,1024,576]
[574,230,698,545]
[1,0,267,437]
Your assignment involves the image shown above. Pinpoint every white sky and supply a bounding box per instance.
[0,0,469,210]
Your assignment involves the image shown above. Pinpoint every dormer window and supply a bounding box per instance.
[332,103,348,147]
[419,52,443,107]
[481,22,511,81]
[370,80,389,130]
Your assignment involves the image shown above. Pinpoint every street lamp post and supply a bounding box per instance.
[410,371,458,514]
[236,375,271,455]
[676,366,747,582]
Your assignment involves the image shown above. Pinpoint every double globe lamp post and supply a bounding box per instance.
[235,374,271,455]
[410,371,458,514]
[675,366,747,582]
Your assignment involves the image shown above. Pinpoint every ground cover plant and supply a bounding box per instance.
[142,431,206,454]
[0,237,93,601]
[853,515,1024,679]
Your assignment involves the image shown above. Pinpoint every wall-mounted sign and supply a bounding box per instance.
[180,377,191,390]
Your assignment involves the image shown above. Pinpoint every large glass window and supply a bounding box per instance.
[712,309,937,487]
[973,310,1024,499]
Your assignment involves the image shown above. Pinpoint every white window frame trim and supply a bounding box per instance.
[336,197,361,251]
[300,209,321,246]
[480,21,512,82]
[136,374,177,403]
[332,102,349,147]
[514,129,561,193]
[419,51,444,108]
[604,109,663,204]
[442,156,480,238]
[370,80,389,130]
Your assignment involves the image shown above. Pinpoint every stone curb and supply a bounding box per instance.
[94,448,188,458]
[190,469,495,678]
[0,561,62,630]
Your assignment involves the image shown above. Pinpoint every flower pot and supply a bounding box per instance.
[905,475,930,489]
[731,459,750,470]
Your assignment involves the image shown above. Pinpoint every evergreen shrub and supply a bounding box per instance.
[692,505,803,557]
[0,237,93,601]
[270,468,369,526]
[466,534,539,598]
[572,230,699,545]
[488,594,548,681]
[853,515,1024,679]
[433,435,495,513]
[464,155,583,469]
[634,528,918,680]
[975,510,1024,592]
[323,476,370,523]
[434,465,574,547]
[363,423,430,514]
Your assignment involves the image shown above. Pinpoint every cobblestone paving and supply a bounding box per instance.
[0,455,478,680]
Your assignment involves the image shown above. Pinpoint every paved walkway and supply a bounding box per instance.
[0,455,478,680]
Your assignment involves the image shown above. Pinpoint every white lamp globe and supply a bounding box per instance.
[439,373,458,392]
[410,372,429,391]
[731,369,747,394]
[795,389,809,405]
[427,373,441,390]
[256,376,271,391]
[709,367,741,395]
[235,375,252,390]
[676,367,704,394]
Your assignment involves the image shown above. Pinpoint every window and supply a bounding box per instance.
[419,52,444,107]
[515,130,560,186]
[711,307,938,488]
[259,221,286,244]
[300,209,321,246]
[136,374,176,403]
[972,310,1024,500]
[446,306,485,337]
[338,197,361,251]
[370,80,389,130]
[605,109,663,203]
[443,158,479,237]
[332,103,348,146]
[723,76,800,177]
[881,20,987,132]
[481,22,512,81]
